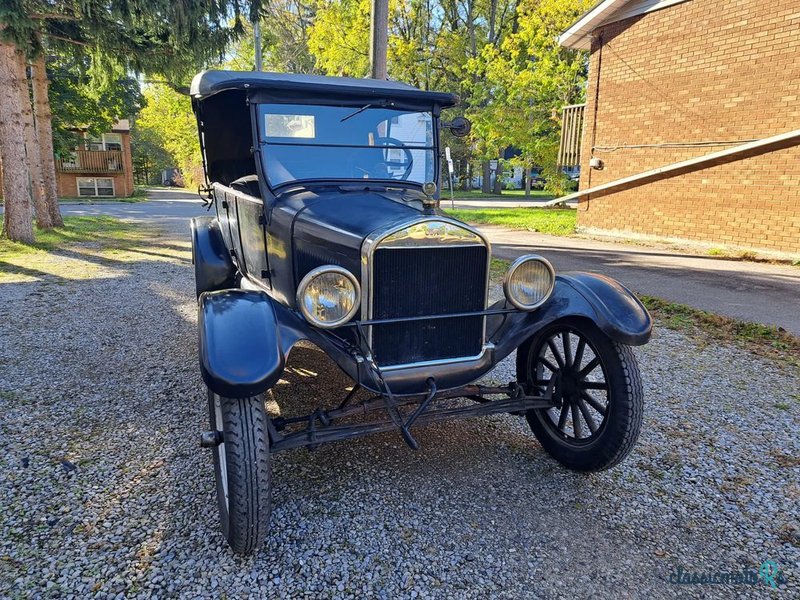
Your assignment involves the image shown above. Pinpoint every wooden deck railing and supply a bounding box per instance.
[557,104,585,168]
[56,150,125,173]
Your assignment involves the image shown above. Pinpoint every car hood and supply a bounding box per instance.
[271,185,438,287]
[290,186,429,248]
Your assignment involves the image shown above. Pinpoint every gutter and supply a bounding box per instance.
[546,128,800,206]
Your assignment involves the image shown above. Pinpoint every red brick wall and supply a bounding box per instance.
[56,172,131,198]
[578,0,800,253]
[1,131,134,199]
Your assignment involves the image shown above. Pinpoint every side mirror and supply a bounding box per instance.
[442,117,471,137]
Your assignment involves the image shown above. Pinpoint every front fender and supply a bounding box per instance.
[199,289,285,398]
[490,272,652,359]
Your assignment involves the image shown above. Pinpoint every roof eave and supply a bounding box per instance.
[558,0,626,50]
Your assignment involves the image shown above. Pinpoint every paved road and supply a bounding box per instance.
[60,188,800,335]
[485,226,800,335]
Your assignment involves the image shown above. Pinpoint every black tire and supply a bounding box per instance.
[516,318,643,472]
[208,390,272,554]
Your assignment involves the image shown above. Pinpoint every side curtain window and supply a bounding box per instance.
[214,186,234,251]
[236,196,270,286]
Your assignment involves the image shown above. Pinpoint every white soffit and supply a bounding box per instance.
[558,0,692,50]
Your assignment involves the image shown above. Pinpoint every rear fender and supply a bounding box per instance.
[199,290,285,398]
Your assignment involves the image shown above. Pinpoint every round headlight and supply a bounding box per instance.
[503,255,555,310]
[296,266,360,328]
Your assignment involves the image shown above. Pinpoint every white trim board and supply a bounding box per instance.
[545,128,800,205]
[559,0,692,50]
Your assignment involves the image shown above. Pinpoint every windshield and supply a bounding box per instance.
[257,104,435,187]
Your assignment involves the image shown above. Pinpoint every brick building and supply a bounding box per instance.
[55,120,135,198]
[558,0,800,254]
[1,119,135,199]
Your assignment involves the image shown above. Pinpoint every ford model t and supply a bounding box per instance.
[189,70,652,554]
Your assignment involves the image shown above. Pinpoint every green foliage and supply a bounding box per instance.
[136,84,203,188]
[638,295,800,365]
[226,3,317,73]
[465,0,592,170]
[307,0,369,77]
[131,125,173,185]
[2,1,264,81]
[48,54,145,156]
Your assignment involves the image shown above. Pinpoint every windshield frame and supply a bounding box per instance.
[253,102,441,195]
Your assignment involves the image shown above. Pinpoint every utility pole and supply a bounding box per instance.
[369,0,389,79]
[254,21,263,71]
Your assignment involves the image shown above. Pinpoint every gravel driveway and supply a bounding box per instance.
[1,222,798,599]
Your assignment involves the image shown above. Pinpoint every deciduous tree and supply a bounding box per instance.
[466,0,591,196]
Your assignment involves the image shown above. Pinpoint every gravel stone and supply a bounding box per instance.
[0,222,798,598]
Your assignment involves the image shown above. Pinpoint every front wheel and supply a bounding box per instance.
[207,390,272,554]
[516,319,644,471]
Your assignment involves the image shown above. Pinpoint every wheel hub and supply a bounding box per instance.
[559,369,579,400]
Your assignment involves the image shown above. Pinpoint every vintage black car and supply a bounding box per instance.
[189,70,652,555]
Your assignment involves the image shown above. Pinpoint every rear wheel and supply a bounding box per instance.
[207,390,272,554]
[517,319,643,471]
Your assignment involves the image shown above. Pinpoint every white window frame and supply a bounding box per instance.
[102,133,123,151]
[77,177,115,197]
[82,133,123,151]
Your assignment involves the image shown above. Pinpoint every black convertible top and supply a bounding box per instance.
[190,70,458,109]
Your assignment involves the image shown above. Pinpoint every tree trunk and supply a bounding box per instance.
[17,51,53,230]
[524,166,532,198]
[31,53,63,227]
[481,160,491,194]
[492,156,503,195]
[0,40,35,243]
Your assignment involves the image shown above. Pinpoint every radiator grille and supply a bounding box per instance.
[371,245,487,366]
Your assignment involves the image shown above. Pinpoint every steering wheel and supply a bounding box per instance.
[374,136,414,180]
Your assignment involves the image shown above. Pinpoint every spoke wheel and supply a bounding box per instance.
[207,390,272,555]
[517,319,644,471]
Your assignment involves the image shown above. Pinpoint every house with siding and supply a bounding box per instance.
[557,0,799,254]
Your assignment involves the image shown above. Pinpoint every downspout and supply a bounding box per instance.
[586,31,603,196]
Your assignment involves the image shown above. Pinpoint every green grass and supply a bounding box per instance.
[58,187,148,204]
[445,207,576,236]
[0,216,141,256]
[490,258,510,280]
[1,187,148,205]
[448,189,555,200]
[0,216,176,283]
[639,295,799,366]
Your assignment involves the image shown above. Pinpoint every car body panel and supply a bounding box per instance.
[191,217,236,297]
[199,289,285,398]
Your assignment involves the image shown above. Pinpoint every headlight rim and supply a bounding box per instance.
[503,254,556,311]
[296,265,361,329]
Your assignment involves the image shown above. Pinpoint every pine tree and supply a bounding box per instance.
[0,0,263,242]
